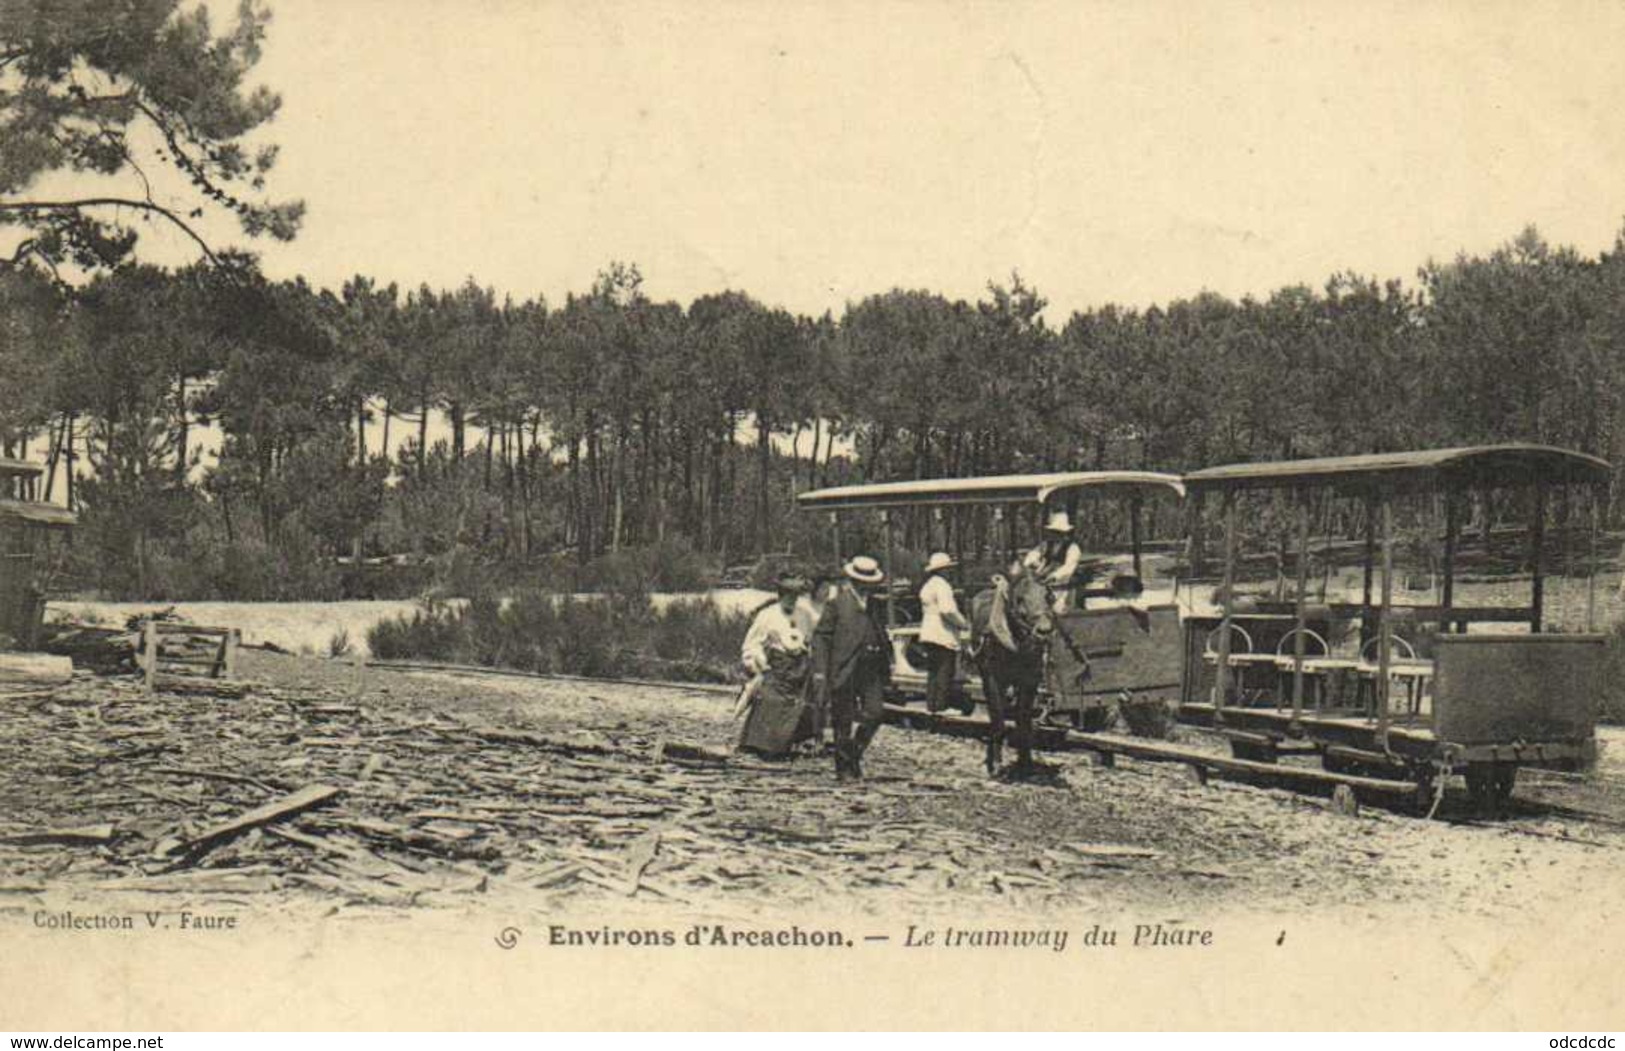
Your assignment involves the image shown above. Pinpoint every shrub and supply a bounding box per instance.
[362,587,752,685]
[365,599,469,662]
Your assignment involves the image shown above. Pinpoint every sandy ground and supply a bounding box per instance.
[3,648,1623,934]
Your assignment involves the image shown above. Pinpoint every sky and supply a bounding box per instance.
[102,0,1625,320]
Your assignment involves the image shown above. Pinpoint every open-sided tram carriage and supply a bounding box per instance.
[0,457,75,651]
[1178,444,1611,810]
[794,471,1187,727]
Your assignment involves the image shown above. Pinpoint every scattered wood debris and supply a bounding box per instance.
[2,648,1616,918]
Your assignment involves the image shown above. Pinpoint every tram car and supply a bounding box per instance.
[0,457,75,651]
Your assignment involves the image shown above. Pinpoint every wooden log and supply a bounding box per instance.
[0,823,114,846]
[653,738,730,765]
[164,783,341,859]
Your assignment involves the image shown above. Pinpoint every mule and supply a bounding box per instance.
[967,569,1057,776]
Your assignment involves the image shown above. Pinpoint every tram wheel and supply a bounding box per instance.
[1464,762,1518,816]
[1071,707,1113,733]
[1229,738,1278,764]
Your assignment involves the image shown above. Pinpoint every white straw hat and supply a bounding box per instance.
[843,555,885,584]
[1044,511,1073,534]
[924,552,957,573]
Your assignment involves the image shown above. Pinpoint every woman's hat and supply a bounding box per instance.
[924,552,957,573]
[843,555,885,585]
[1044,511,1073,534]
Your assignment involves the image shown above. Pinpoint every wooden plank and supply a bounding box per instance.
[884,701,1419,800]
[164,783,341,859]
[1,823,114,846]
[150,624,231,638]
[1062,728,1419,798]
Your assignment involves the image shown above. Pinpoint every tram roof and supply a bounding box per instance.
[1184,444,1612,494]
[0,458,44,479]
[796,471,1186,511]
[0,498,76,528]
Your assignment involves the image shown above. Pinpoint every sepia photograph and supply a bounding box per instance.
[2,0,1625,1034]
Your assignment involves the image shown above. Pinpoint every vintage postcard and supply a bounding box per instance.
[2,0,1624,1033]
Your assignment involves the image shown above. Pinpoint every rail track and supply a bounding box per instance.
[357,657,1625,822]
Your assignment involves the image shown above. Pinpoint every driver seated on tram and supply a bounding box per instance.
[1023,510,1085,613]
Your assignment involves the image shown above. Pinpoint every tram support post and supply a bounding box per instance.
[1215,491,1238,722]
[830,511,842,565]
[1291,488,1311,729]
[1361,493,1377,650]
[1588,488,1600,632]
[1530,483,1548,633]
[1442,490,1459,633]
[883,509,897,629]
[1130,494,1144,579]
[1377,495,1394,750]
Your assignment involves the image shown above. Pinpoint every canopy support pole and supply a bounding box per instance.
[1377,495,1394,751]
[882,509,896,629]
[830,512,842,565]
[1530,483,1547,633]
[1130,494,1144,578]
[1361,493,1377,650]
[1214,491,1238,723]
[1588,488,1600,632]
[1441,490,1459,633]
[1291,488,1310,729]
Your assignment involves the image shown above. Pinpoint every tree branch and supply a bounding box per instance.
[0,197,218,265]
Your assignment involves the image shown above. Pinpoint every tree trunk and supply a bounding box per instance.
[175,377,189,481]
[65,412,77,512]
[757,411,772,552]
[418,392,430,479]
[381,400,393,471]
[808,417,822,490]
[450,403,466,465]
[43,411,66,501]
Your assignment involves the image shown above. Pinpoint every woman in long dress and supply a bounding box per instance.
[732,574,814,756]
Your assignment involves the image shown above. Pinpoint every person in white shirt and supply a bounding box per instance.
[917,552,971,714]
[740,577,806,676]
[1023,510,1085,613]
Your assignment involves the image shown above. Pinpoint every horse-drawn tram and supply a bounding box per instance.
[1178,443,1611,812]
[0,457,76,651]
[795,471,1188,733]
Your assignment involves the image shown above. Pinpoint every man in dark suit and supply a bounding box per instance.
[812,555,891,781]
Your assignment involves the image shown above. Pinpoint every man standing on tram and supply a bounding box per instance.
[1023,510,1086,613]
[917,551,972,715]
